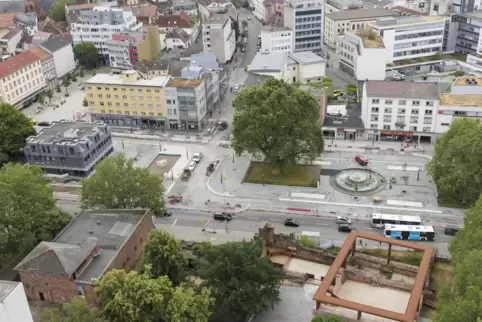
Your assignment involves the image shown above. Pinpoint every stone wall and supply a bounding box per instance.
[351,253,419,278]
[344,267,413,293]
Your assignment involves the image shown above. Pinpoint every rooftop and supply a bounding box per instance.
[249,52,288,72]
[167,78,204,87]
[457,10,482,20]
[288,51,324,64]
[128,5,158,17]
[86,73,171,87]
[365,80,439,100]
[28,121,106,144]
[205,9,237,24]
[439,94,482,106]
[351,29,384,48]
[0,51,40,80]
[28,46,52,61]
[134,59,169,72]
[66,3,96,10]
[0,27,20,40]
[0,281,20,303]
[40,35,71,52]
[326,8,396,21]
[16,209,149,283]
[391,6,428,16]
[0,12,20,29]
[361,0,393,7]
[373,15,447,28]
[165,27,190,43]
[453,76,482,86]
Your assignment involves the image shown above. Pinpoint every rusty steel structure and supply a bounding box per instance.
[313,231,434,322]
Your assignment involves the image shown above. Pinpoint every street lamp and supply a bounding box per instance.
[417,169,420,181]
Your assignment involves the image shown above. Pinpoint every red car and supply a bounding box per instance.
[355,155,369,166]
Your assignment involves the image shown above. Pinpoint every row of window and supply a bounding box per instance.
[370,115,433,124]
[2,62,39,82]
[370,124,431,132]
[393,46,441,57]
[92,101,163,109]
[3,77,43,102]
[88,87,161,93]
[371,107,433,115]
[394,30,443,41]
[371,99,435,107]
[91,94,162,102]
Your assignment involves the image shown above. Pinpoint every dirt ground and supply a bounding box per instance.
[147,154,180,180]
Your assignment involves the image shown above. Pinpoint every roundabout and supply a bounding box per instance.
[330,168,386,195]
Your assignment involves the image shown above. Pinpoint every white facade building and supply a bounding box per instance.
[0,281,33,322]
[283,0,324,53]
[260,26,293,53]
[337,30,388,80]
[40,36,76,79]
[202,10,237,63]
[71,6,143,62]
[361,80,440,143]
[370,16,449,65]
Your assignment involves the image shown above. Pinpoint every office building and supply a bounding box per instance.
[24,121,114,177]
[452,11,482,54]
[71,6,143,64]
[202,9,237,63]
[260,25,293,53]
[324,8,396,48]
[85,70,171,127]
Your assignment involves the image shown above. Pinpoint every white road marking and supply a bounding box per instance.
[387,200,424,207]
[387,166,420,172]
[322,158,426,165]
[271,219,283,222]
[315,223,329,226]
[314,161,332,166]
[172,219,178,226]
[291,192,325,200]
[278,198,443,214]
[251,217,259,220]
[166,182,176,195]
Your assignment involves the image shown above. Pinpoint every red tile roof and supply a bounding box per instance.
[0,51,41,79]
[28,46,52,61]
[0,12,21,29]
[158,12,192,28]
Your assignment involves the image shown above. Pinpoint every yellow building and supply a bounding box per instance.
[85,70,171,127]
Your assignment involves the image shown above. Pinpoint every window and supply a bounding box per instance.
[372,99,380,104]
[410,116,418,123]
[141,112,146,116]
[411,109,419,115]
[384,108,392,114]
[423,117,432,124]
[441,122,450,126]
[412,100,420,106]
[148,104,153,108]
[385,100,393,105]
[399,100,406,105]
[454,111,467,116]
[371,107,379,113]
[425,109,433,115]
[398,108,406,114]
[167,99,172,104]
[148,96,152,101]
[370,115,379,121]
[383,124,391,129]
[426,101,434,107]
[383,115,391,122]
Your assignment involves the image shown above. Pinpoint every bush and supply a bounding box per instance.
[300,236,315,248]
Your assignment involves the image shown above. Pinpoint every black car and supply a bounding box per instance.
[444,224,460,236]
[338,223,353,233]
[284,218,300,227]
[37,121,50,127]
[213,212,232,221]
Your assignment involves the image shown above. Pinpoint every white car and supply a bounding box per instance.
[192,152,203,163]
[187,161,197,172]
[336,215,351,224]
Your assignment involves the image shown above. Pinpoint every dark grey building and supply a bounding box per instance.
[452,11,482,54]
[25,121,114,177]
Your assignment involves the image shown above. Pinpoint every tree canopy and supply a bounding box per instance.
[0,103,36,164]
[0,164,71,260]
[95,267,214,322]
[143,230,188,284]
[41,297,101,322]
[312,316,346,322]
[81,153,165,216]
[428,119,482,207]
[197,241,283,321]
[73,42,100,68]
[49,0,75,21]
[232,79,324,170]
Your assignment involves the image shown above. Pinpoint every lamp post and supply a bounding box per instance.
[417,169,420,181]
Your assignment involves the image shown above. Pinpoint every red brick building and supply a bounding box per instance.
[15,209,154,305]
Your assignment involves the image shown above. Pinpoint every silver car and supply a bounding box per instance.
[336,215,351,224]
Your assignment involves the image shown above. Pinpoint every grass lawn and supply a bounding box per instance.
[243,162,320,187]
[361,249,423,266]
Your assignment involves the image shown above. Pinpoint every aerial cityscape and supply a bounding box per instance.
[0,0,480,320]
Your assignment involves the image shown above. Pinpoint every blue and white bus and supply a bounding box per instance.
[383,224,435,241]
[371,213,421,228]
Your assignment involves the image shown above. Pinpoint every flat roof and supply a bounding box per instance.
[440,94,482,106]
[55,209,149,283]
[249,52,288,72]
[366,80,439,100]
[0,281,20,302]
[453,76,482,86]
[373,15,447,28]
[351,29,384,48]
[28,121,104,144]
[167,78,203,87]
[86,73,171,87]
[327,8,396,21]
[457,10,482,20]
[289,51,324,64]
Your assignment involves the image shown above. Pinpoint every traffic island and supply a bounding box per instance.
[242,161,320,187]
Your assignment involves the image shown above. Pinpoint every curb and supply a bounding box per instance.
[206,154,237,197]
[168,204,251,214]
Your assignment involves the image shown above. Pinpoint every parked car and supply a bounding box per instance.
[37,121,50,127]
[213,212,233,221]
[284,218,300,227]
[336,215,351,224]
[161,210,172,217]
[247,17,251,20]
[192,152,203,163]
[355,155,369,166]
[338,223,353,233]
[241,47,246,52]
[444,224,460,236]
[187,161,197,172]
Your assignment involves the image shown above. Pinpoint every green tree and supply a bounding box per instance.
[56,84,61,92]
[46,88,54,103]
[73,42,99,68]
[300,235,315,248]
[197,241,283,321]
[83,98,88,107]
[0,164,71,260]
[81,153,165,215]
[312,316,346,322]
[92,69,97,76]
[165,283,215,322]
[428,119,482,206]
[143,230,188,283]
[40,308,62,322]
[0,103,35,164]
[37,93,45,106]
[49,0,75,21]
[63,79,71,87]
[63,297,101,322]
[79,67,85,77]
[232,79,324,171]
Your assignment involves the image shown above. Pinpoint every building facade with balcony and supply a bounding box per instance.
[24,121,114,177]
[202,10,237,63]
[71,6,143,64]
[361,80,440,143]
[85,70,171,127]
[283,0,324,53]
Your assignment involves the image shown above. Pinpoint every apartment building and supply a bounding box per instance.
[65,3,96,23]
[202,9,237,63]
[337,29,388,80]
[107,26,161,70]
[85,70,171,127]
[253,0,283,22]
[39,36,76,79]
[370,16,448,65]
[452,11,482,54]
[260,25,293,53]
[0,28,22,54]
[164,78,207,131]
[361,80,440,143]
[71,6,143,64]
[24,121,113,177]
[28,46,56,87]
[283,0,324,53]
[0,51,47,108]
[181,64,220,116]
[324,8,396,48]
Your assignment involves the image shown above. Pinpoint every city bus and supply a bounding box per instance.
[371,213,421,228]
[383,224,435,241]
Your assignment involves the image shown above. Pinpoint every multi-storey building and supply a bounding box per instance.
[39,36,76,80]
[107,26,161,70]
[0,51,47,108]
[164,78,207,131]
[370,16,448,65]
[181,64,220,116]
[85,70,171,127]
[28,46,57,87]
[324,8,396,48]
[324,0,361,14]
[283,0,324,53]
[0,28,22,54]
[202,9,237,63]
[260,25,293,53]
[71,6,143,64]
[452,11,482,54]
[173,0,198,16]
[24,121,114,177]
[254,0,283,22]
[361,80,440,143]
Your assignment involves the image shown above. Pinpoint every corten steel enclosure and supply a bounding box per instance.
[313,231,434,322]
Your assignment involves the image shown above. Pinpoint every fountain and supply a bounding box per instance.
[329,168,386,195]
